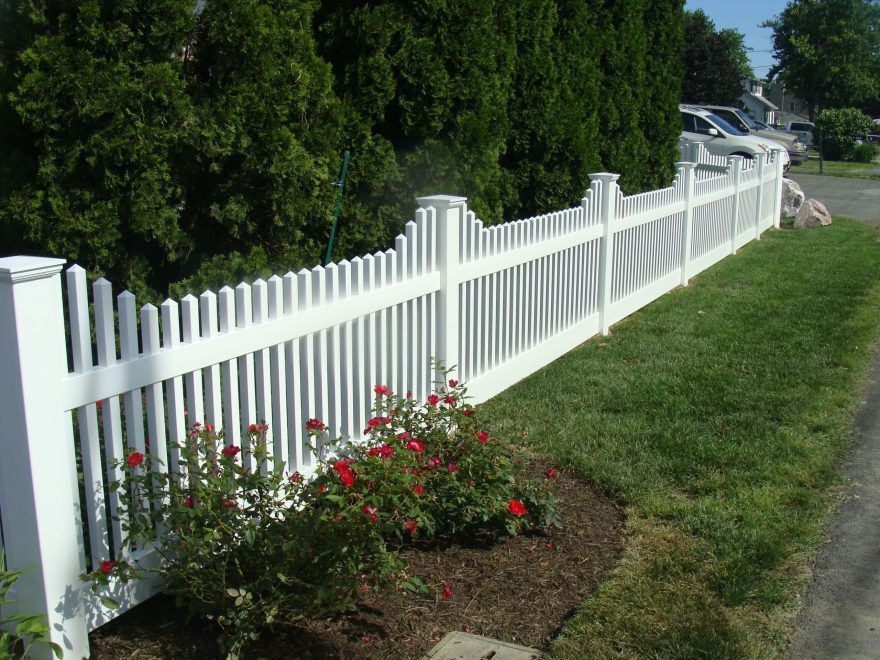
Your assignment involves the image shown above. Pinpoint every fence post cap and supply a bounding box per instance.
[416,194,467,210]
[0,256,66,283]
[674,161,698,170]
[588,172,621,184]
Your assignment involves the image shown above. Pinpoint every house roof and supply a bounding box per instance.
[743,92,777,110]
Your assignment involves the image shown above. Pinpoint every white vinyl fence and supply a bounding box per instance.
[0,144,784,658]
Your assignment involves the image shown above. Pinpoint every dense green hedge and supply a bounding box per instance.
[0,0,684,299]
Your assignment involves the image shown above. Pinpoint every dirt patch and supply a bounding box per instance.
[89,468,625,659]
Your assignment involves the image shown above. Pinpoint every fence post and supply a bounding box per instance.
[0,256,89,659]
[754,154,766,240]
[771,148,784,229]
[590,173,620,335]
[727,155,744,254]
[416,194,466,382]
[675,162,697,286]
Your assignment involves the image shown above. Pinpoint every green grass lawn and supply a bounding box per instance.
[479,219,880,658]
[794,157,880,179]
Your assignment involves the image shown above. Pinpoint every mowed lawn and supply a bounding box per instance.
[480,219,880,658]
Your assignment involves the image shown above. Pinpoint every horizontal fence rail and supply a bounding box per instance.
[0,143,784,658]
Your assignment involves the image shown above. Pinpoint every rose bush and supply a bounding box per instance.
[306,369,559,542]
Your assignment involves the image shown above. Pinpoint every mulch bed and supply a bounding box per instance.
[89,468,625,659]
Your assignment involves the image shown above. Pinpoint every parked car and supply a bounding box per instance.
[693,104,808,165]
[782,121,815,145]
[679,105,791,171]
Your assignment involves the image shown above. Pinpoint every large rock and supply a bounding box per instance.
[794,198,832,228]
[781,178,805,219]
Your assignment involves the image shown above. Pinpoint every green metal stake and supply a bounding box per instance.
[324,150,350,266]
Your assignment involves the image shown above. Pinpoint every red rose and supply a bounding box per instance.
[447,463,458,473]
[361,504,378,522]
[305,418,326,431]
[224,499,237,508]
[289,471,303,483]
[448,379,458,387]
[406,439,426,452]
[221,445,241,458]
[339,469,355,488]
[507,499,527,516]
[247,423,258,432]
[396,431,410,440]
[367,444,395,459]
[427,455,442,469]
[413,484,424,496]
[127,451,144,468]
[406,390,413,399]
[476,431,489,444]
[318,484,327,493]
[443,395,456,405]
[204,423,214,432]
[441,582,453,601]
[100,560,114,575]
[95,400,102,410]
[462,408,474,417]
[403,518,418,534]
[183,497,194,508]
[374,384,390,396]
[544,467,559,479]
[427,394,440,406]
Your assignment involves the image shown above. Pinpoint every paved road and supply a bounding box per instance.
[787,345,880,659]
[787,171,880,223]
[785,175,880,659]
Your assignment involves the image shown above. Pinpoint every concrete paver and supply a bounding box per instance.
[422,632,543,660]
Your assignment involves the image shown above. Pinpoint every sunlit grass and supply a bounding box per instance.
[480,219,880,657]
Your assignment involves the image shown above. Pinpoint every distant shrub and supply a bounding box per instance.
[852,142,879,164]
[815,108,876,161]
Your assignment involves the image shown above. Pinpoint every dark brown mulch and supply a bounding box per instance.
[89,469,625,659]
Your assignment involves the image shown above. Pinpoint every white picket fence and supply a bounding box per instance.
[0,143,784,658]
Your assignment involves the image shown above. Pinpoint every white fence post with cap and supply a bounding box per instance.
[727,155,744,254]
[675,162,697,285]
[0,256,89,659]
[771,148,785,228]
[754,154,766,239]
[416,194,466,382]
[591,173,620,335]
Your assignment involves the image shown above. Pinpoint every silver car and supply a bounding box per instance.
[694,105,808,165]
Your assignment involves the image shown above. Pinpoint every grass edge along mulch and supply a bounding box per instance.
[479,218,880,659]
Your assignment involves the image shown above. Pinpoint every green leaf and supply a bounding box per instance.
[100,596,120,609]
[227,588,240,598]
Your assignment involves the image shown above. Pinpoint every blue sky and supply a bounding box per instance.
[684,0,792,79]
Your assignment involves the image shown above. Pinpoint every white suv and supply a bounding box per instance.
[679,105,790,171]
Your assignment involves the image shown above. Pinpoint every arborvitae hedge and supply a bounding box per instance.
[1,0,684,298]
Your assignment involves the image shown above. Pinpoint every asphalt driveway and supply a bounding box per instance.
[787,171,880,223]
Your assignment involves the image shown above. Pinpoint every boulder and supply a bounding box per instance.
[781,178,805,219]
[793,198,832,228]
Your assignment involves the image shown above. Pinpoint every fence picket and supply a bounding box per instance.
[218,287,241,448]
[267,275,288,466]
[93,279,126,552]
[160,299,185,475]
[66,266,108,567]
[234,283,256,471]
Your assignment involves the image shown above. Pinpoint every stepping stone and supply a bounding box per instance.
[421,631,543,660]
